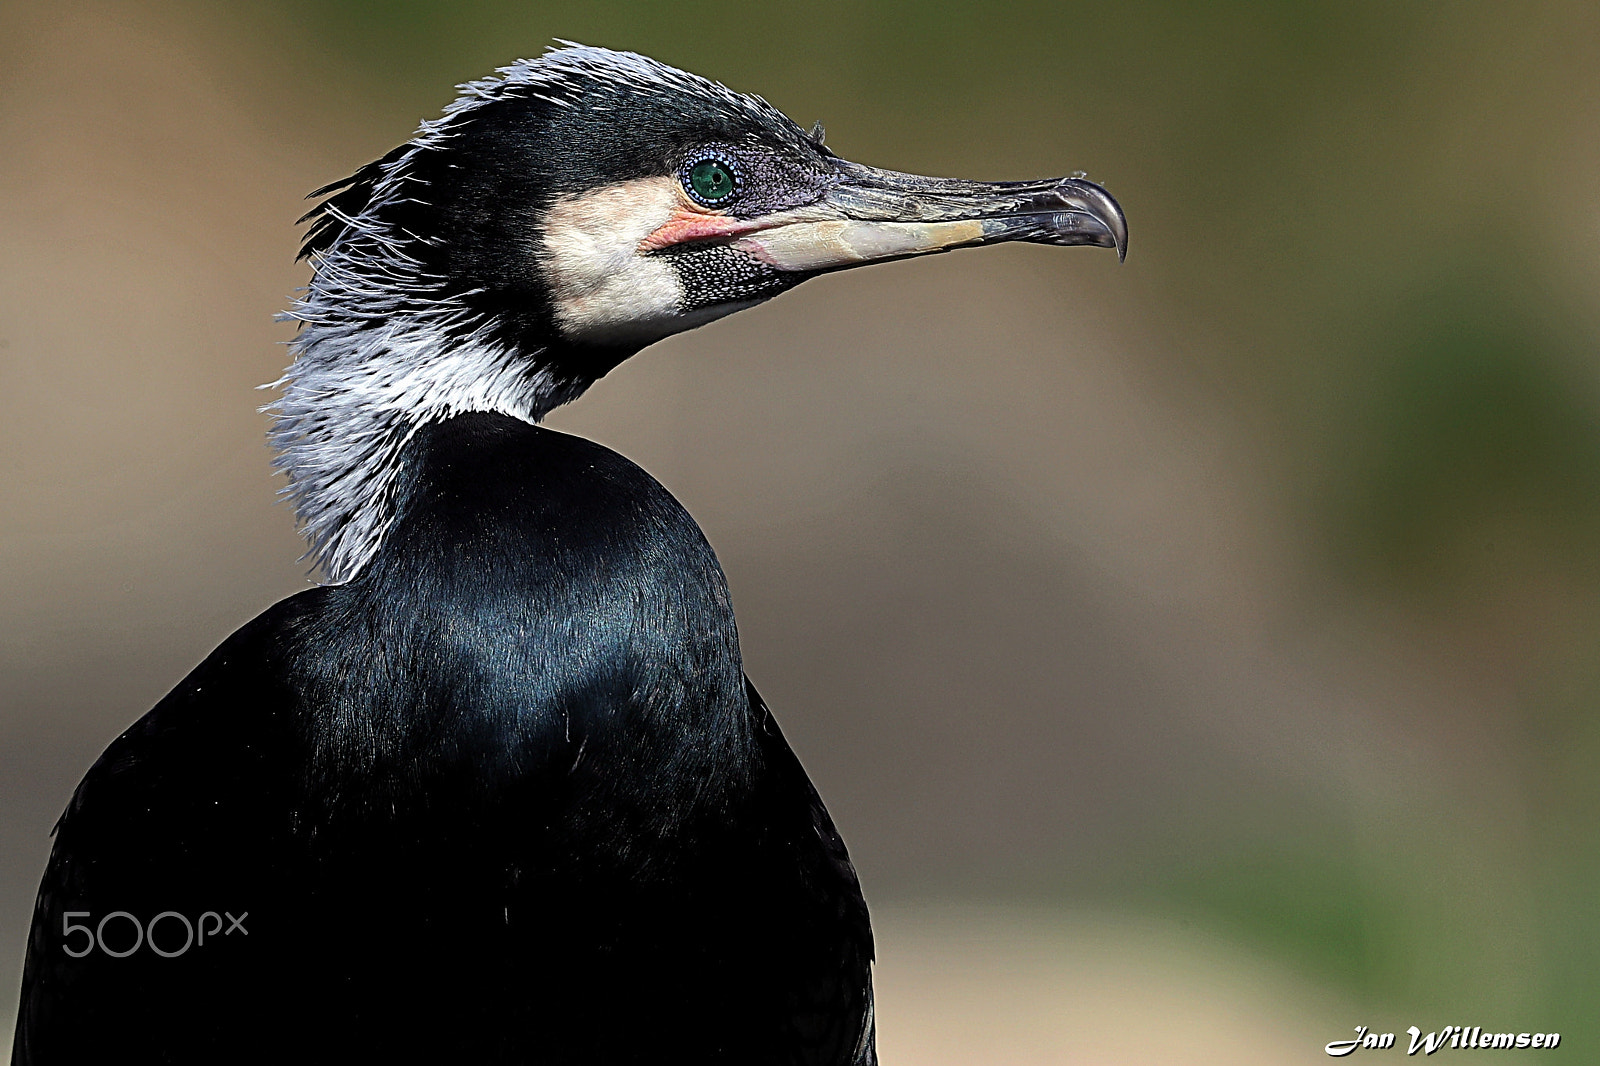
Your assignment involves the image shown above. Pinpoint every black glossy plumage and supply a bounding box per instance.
[13,414,875,1064]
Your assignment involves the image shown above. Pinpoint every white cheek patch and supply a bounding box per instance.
[539,177,693,347]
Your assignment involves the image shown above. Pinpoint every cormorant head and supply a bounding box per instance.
[273,44,1126,582]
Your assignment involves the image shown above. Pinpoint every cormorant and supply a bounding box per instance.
[11,45,1125,1065]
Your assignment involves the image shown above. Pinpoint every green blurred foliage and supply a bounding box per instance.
[1323,276,1600,602]
[1155,836,1414,1002]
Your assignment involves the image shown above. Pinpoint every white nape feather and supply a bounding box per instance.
[265,319,570,586]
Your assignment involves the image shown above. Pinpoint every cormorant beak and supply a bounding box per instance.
[639,161,1127,273]
[735,160,1127,270]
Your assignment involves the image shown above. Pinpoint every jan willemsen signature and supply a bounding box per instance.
[1327,1024,1562,1056]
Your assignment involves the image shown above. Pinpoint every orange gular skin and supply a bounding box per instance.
[637,208,765,254]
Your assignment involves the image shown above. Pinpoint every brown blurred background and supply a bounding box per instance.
[4,1,1600,1060]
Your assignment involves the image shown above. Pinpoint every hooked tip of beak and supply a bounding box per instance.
[1051,176,1127,262]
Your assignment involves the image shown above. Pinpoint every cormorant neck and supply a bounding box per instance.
[270,278,653,582]
[268,318,569,584]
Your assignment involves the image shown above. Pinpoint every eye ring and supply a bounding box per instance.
[681,152,742,206]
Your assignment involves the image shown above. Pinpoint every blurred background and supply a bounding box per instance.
[3,1,1599,1060]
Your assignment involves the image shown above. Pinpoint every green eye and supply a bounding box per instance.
[687,159,737,203]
